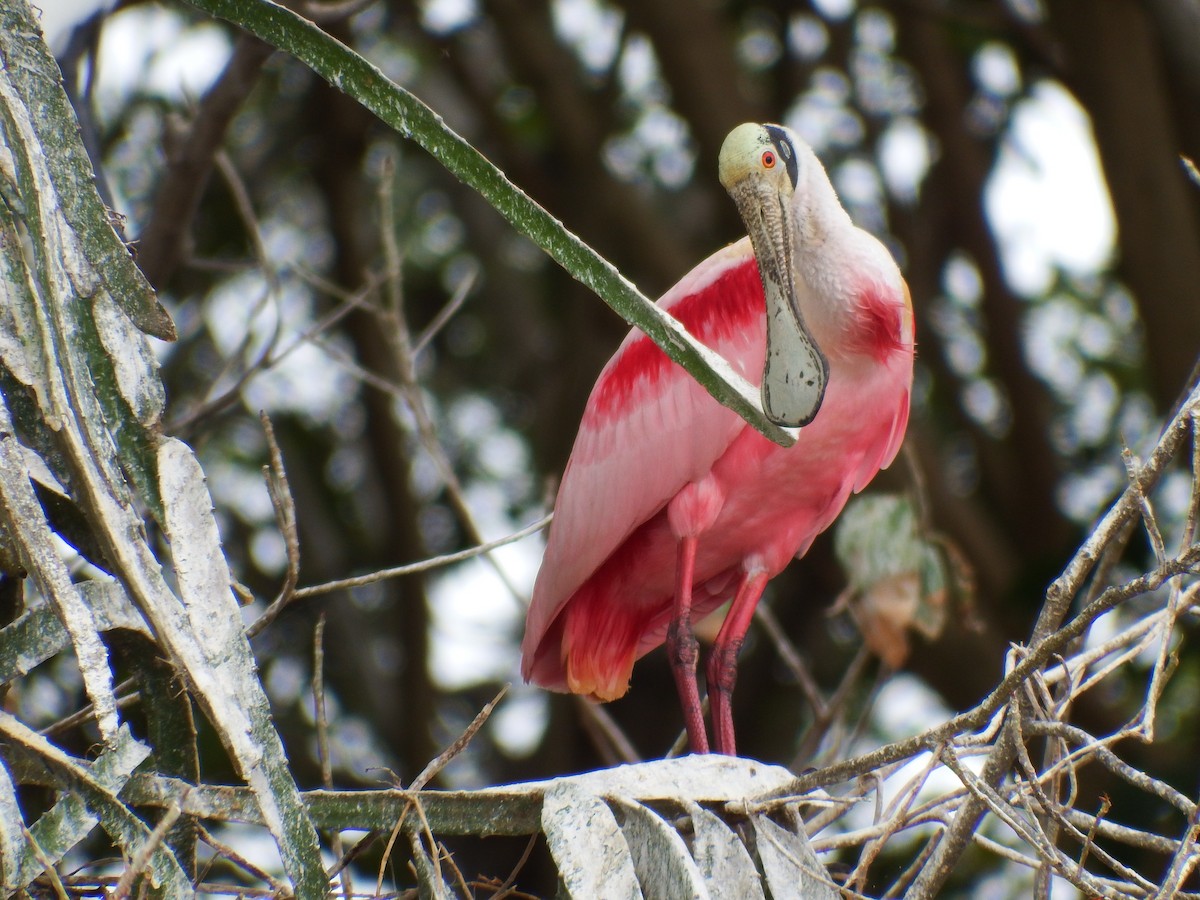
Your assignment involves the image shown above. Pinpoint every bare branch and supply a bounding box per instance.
[245,410,302,639]
[288,514,551,600]
[410,685,509,792]
[114,799,183,900]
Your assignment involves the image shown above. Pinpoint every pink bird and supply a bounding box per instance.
[521,124,915,755]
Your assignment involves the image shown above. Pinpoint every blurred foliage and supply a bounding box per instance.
[832,494,955,669]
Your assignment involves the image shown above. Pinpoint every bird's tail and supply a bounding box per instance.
[556,581,645,702]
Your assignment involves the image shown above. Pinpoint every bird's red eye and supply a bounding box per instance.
[761,150,776,169]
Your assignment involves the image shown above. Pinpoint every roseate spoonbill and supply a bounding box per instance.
[521,123,914,755]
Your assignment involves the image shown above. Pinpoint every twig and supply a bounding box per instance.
[436,837,472,898]
[488,833,538,899]
[1064,604,1175,697]
[1135,575,1193,742]
[906,383,1200,897]
[1013,722,1154,894]
[1150,800,1200,900]
[788,545,1198,802]
[792,645,873,770]
[826,652,890,766]
[1024,720,1196,817]
[246,411,302,639]
[169,262,382,436]
[755,814,863,898]
[969,832,1043,870]
[902,544,1200,896]
[786,535,1195,890]
[167,148,287,434]
[810,797,952,852]
[24,825,70,900]
[167,286,278,436]
[310,332,416,400]
[290,514,550,600]
[801,754,939,839]
[1186,409,1200,547]
[937,746,1126,900]
[755,603,827,718]
[1032,690,1070,900]
[575,698,641,765]
[1057,805,1181,856]
[1077,794,1109,877]
[376,800,413,899]
[1121,443,1167,565]
[412,264,478,359]
[313,614,352,900]
[314,616,333,789]
[847,747,944,892]
[881,829,940,899]
[410,684,509,791]
[408,797,444,893]
[326,829,380,883]
[197,822,293,896]
[1046,381,1200,631]
[375,151,526,603]
[114,799,183,899]
[39,680,140,737]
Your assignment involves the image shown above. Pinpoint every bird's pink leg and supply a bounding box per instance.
[667,535,710,753]
[707,570,769,756]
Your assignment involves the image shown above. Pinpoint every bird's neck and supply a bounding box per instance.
[794,151,854,249]
[791,167,905,364]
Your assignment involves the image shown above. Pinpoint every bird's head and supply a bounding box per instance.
[718,122,799,200]
[719,123,829,428]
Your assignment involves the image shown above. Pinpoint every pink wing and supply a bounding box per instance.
[521,239,766,675]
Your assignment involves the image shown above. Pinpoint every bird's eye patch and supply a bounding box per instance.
[761,150,776,169]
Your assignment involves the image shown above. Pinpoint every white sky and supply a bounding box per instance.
[988,81,1115,295]
[37,0,108,51]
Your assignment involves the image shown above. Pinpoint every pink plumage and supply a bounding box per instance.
[521,124,915,755]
